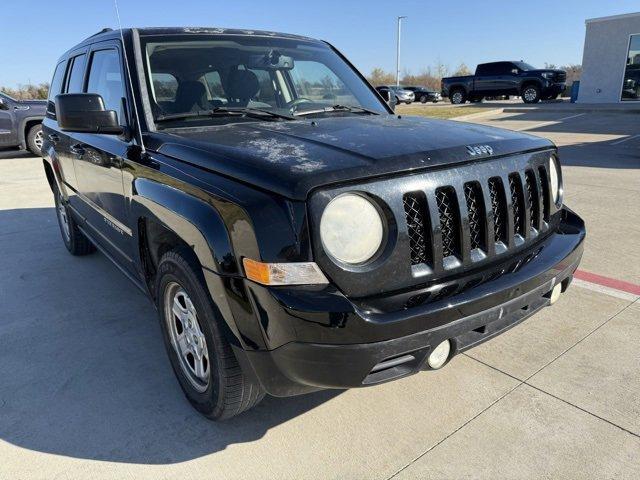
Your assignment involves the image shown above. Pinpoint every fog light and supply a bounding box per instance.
[428,340,451,369]
[549,283,562,305]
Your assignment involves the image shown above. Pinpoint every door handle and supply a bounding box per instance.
[48,133,60,144]
[70,144,85,157]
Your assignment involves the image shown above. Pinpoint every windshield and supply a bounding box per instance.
[141,35,388,128]
[0,92,15,101]
[513,61,536,71]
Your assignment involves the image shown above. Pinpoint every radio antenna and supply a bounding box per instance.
[114,0,146,154]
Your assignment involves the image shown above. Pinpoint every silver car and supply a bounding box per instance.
[376,85,415,104]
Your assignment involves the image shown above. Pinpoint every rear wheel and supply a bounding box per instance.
[522,84,541,103]
[26,124,43,156]
[156,248,265,420]
[54,185,95,256]
[450,89,466,104]
[420,95,428,103]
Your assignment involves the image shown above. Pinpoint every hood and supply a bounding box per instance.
[151,115,553,200]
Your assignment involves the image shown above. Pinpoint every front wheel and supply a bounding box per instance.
[420,95,428,103]
[522,85,541,103]
[156,248,265,420]
[26,124,43,156]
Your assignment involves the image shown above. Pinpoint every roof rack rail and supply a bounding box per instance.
[86,28,113,40]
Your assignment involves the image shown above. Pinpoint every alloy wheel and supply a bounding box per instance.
[34,129,44,151]
[164,282,210,392]
[524,88,538,102]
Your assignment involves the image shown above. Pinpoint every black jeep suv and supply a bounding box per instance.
[0,92,46,155]
[42,27,585,419]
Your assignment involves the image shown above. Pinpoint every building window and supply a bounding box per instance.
[621,34,640,101]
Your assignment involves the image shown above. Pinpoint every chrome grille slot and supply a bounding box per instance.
[538,166,550,221]
[464,181,486,251]
[524,170,539,230]
[436,187,461,259]
[509,173,526,238]
[488,177,508,245]
[403,192,432,266]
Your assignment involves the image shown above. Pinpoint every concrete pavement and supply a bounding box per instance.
[0,109,638,479]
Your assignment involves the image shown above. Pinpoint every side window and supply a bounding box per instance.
[46,60,67,117]
[66,54,87,93]
[152,73,178,102]
[86,49,125,114]
[495,62,513,75]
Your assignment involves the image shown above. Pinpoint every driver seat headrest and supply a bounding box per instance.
[226,70,260,104]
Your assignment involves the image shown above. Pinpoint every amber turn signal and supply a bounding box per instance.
[242,258,329,286]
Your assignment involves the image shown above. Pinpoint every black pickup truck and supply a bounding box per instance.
[42,27,584,420]
[442,61,567,104]
[0,92,46,155]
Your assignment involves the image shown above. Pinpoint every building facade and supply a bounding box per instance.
[578,12,640,103]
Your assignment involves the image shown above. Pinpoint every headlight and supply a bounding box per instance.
[542,72,555,80]
[320,194,384,265]
[549,155,561,204]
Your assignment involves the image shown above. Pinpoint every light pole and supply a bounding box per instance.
[396,16,407,87]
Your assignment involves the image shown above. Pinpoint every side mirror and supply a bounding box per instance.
[55,93,123,134]
[378,88,397,111]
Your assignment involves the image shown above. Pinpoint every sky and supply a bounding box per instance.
[2,0,638,88]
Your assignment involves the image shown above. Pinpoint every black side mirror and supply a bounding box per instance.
[55,93,123,134]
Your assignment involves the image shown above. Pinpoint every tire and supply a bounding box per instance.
[156,248,265,420]
[450,89,466,104]
[26,123,44,156]
[53,184,96,256]
[522,84,541,103]
[420,95,428,104]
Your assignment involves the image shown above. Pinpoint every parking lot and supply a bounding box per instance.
[0,107,638,479]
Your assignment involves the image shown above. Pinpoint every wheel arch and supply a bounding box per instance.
[18,116,43,148]
[132,177,264,350]
[520,80,542,94]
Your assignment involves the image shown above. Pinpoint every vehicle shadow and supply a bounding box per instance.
[0,148,35,160]
[0,206,340,464]
[486,111,640,169]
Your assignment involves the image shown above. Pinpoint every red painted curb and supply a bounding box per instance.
[574,270,640,296]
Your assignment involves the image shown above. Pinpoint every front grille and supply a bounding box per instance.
[402,163,551,269]
[403,193,431,265]
[436,187,461,258]
[464,182,486,251]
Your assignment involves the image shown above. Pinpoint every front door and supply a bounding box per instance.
[71,42,135,274]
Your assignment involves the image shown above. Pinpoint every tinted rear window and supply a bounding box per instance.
[66,54,87,93]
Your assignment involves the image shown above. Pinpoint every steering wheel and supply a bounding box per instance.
[287,97,313,112]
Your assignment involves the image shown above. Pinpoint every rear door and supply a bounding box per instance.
[474,63,500,95]
[71,41,135,272]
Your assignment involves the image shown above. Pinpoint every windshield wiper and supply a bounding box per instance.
[293,104,380,117]
[156,106,294,123]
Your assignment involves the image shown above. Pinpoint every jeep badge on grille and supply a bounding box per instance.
[466,145,494,156]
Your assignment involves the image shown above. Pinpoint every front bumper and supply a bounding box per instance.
[235,208,585,397]
[544,82,567,95]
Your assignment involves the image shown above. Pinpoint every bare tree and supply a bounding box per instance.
[453,62,471,76]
